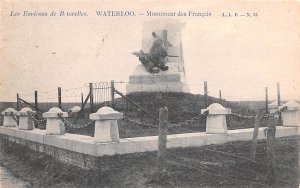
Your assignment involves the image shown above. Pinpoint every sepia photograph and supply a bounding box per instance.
[0,0,299,187]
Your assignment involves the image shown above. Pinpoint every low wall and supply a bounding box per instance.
[0,126,299,169]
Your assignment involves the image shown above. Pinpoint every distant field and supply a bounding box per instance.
[0,96,272,113]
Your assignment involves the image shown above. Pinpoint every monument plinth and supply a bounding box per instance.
[126,19,189,93]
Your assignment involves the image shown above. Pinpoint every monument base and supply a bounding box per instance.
[126,64,189,93]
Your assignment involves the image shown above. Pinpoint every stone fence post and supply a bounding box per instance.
[43,107,68,135]
[201,103,231,134]
[281,100,300,127]
[90,106,123,143]
[17,107,36,130]
[1,108,18,127]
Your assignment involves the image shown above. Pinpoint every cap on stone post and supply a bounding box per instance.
[281,100,300,127]
[68,106,81,117]
[17,107,36,130]
[1,108,18,127]
[43,107,68,135]
[68,106,81,113]
[90,106,123,143]
[201,103,231,134]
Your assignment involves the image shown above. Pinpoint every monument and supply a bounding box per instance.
[126,19,190,93]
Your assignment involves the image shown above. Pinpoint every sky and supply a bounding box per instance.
[0,1,299,102]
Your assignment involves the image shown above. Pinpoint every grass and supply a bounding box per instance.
[50,92,269,137]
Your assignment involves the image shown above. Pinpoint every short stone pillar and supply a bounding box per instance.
[43,107,68,135]
[281,100,300,127]
[17,107,36,130]
[90,106,123,143]
[1,108,18,127]
[201,103,231,134]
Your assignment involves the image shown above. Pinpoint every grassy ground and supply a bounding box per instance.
[0,135,299,187]
[60,92,270,138]
[64,113,270,138]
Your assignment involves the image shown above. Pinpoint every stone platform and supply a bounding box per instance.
[0,126,299,169]
[126,64,189,93]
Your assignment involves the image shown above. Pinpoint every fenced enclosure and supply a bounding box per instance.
[1,79,300,188]
[13,80,285,118]
[5,80,288,135]
[1,100,298,187]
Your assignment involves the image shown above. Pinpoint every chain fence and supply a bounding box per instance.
[57,113,94,129]
[123,116,158,128]
[51,104,286,131]
[27,111,47,128]
[167,111,208,128]
[259,106,287,119]
[229,106,287,120]
[6,109,93,130]
[26,111,94,130]
[5,101,289,136]
[122,111,209,129]
[122,105,286,131]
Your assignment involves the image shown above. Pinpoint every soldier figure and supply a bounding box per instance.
[133,30,175,74]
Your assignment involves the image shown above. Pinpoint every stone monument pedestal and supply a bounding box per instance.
[126,19,190,94]
[127,64,189,93]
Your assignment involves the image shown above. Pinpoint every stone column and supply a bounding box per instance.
[90,106,123,143]
[43,107,68,135]
[17,107,36,130]
[281,100,300,127]
[201,103,231,134]
[1,108,18,127]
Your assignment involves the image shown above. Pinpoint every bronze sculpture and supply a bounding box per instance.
[133,30,177,74]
